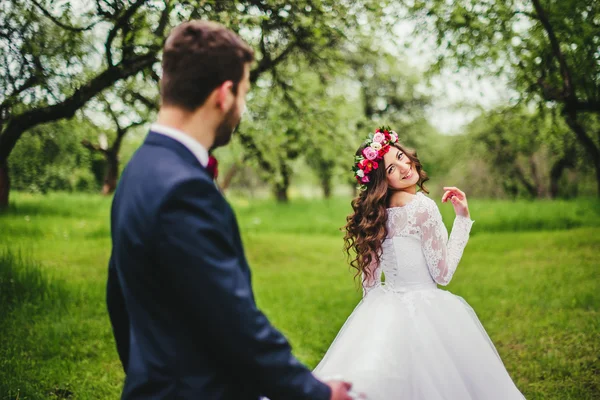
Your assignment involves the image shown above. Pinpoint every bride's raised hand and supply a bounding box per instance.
[442,186,470,219]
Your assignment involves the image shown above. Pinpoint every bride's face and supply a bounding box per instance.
[383,146,418,190]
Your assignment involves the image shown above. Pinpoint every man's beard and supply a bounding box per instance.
[213,104,241,149]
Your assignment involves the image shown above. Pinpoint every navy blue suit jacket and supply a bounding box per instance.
[107,131,331,400]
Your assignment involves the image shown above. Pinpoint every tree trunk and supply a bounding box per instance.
[274,164,290,203]
[563,112,600,197]
[274,185,288,202]
[0,159,9,210]
[102,151,119,195]
[220,162,241,194]
[596,163,600,199]
[321,176,332,198]
[528,156,544,198]
[514,165,538,198]
[549,151,575,199]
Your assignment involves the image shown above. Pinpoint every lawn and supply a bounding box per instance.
[1,192,599,399]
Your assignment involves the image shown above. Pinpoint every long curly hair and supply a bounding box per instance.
[343,142,429,286]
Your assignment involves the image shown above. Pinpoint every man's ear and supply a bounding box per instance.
[215,80,234,112]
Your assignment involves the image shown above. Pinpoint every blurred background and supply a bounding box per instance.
[0,1,598,399]
[1,0,599,202]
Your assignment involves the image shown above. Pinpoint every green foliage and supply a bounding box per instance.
[0,193,599,398]
[401,0,600,195]
[406,0,599,99]
[0,0,91,113]
[9,118,102,193]
[221,65,360,199]
[437,106,594,199]
[1,0,396,206]
[218,35,436,199]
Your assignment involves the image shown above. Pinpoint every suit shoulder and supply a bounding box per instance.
[116,143,217,213]
[128,143,211,184]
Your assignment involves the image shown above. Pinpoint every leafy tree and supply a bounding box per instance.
[9,118,101,193]
[447,106,586,199]
[0,0,170,207]
[0,0,390,207]
[399,0,600,196]
[81,74,158,195]
[232,67,362,202]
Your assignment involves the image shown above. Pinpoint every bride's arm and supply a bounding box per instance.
[417,198,474,285]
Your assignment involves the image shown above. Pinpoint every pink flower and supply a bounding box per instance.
[373,132,385,143]
[362,146,378,161]
[390,131,398,143]
[361,175,370,183]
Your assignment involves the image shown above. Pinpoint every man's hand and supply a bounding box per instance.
[327,380,354,400]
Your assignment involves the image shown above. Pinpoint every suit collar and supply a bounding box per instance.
[145,131,204,170]
[149,123,209,167]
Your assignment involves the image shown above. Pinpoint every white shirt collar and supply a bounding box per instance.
[150,123,209,167]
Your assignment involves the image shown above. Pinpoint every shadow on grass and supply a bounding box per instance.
[0,249,70,312]
[0,249,76,399]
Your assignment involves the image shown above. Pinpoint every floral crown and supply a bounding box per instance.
[353,126,399,190]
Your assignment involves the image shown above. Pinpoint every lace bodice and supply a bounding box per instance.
[363,192,474,295]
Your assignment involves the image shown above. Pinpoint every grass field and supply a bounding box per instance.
[1,192,599,399]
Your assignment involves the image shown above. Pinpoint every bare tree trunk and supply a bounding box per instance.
[102,151,119,195]
[528,156,544,198]
[596,164,600,198]
[0,160,9,210]
[550,160,566,199]
[220,162,241,194]
[563,113,600,197]
[321,176,332,198]
[274,164,290,203]
[514,165,538,198]
[274,185,288,202]
[549,150,575,198]
[531,0,600,196]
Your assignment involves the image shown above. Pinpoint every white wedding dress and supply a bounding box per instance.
[314,192,524,399]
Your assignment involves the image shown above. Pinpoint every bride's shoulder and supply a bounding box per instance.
[416,192,438,211]
[416,191,432,204]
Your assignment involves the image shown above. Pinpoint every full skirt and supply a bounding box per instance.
[313,286,525,400]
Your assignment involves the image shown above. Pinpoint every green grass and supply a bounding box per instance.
[1,192,599,399]
[230,195,600,235]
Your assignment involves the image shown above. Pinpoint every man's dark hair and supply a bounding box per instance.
[160,20,254,111]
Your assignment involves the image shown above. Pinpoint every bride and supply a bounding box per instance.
[313,127,525,399]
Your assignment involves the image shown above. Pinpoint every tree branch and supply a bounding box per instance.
[236,129,276,175]
[126,91,159,110]
[153,0,171,37]
[576,101,600,113]
[513,10,537,20]
[81,139,109,155]
[31,0,100,32]
[101,96,122,132]
[563,112,600,164]
[531,0,575,99]
[106,0,149,67]
[271,71,302,114]
[0,53,157,161]
[1,74,41,111]
[537,78,566,102]
[250,41,297,83]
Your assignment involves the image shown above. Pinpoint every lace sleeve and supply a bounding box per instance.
[417,199,474,286]
[362,257,382,297]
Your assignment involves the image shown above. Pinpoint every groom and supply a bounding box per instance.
[106,20,353,400]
